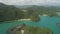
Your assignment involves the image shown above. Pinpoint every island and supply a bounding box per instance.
[8,24,53,34]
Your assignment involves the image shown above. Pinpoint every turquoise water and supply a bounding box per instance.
[0,16,60,34]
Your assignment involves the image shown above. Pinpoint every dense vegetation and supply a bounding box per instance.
[0,3,23,22]
[0,3,60,22]
[8,25,53,34]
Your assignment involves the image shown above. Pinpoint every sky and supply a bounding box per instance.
[0,0,60,6]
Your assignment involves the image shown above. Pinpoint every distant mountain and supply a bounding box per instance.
[15,5,60,17]
[15,5,60,9]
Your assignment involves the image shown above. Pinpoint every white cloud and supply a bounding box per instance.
[0,0,25,5]
[46,0,60,6]
[0,0,60,6]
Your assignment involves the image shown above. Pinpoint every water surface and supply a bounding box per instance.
[0,16,60,34]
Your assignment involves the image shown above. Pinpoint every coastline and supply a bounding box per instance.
[15,19,31,21]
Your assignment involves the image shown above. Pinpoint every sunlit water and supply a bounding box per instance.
[0,16,60,34]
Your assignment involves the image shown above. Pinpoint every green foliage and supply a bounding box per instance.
[0,3,23,22]
[0,3,58,22]
[8,26,53,34]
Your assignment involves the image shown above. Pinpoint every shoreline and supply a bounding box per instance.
[15,19,31,21]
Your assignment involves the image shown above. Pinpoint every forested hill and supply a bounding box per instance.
[0,3,60,22]
[16,5,59,16]
[0,3,24,22]
[0,3,40,22]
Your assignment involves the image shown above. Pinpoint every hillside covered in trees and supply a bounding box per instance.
[0,3,40,22]
[0,3,60,22]
[0,3,23,22]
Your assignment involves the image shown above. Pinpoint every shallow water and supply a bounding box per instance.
[0,16,60,34]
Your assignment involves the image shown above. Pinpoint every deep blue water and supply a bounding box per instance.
[0,16,60,34]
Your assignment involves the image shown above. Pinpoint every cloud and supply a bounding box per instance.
[0,0,60,6]
[47,0,60,6]
[0,0,25,5]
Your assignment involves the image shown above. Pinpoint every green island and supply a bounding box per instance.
[8,24,53,34]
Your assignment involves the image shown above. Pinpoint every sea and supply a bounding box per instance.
[0,16,60,34]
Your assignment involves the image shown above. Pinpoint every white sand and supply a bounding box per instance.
[42,14,48,16]
[21,30,25,34]
[39,14,48,16]
[15,19,31,21]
